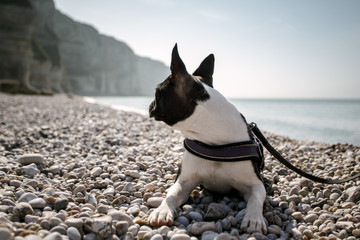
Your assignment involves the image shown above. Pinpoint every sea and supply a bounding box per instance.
[90,96,360,146]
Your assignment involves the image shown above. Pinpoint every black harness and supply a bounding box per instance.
[184,131,265,180]
[183,122,360,184]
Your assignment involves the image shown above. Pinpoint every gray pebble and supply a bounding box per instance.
[65,218,84,229]
[13,202,34,219]
[84,215,113,239]
[204,203,231,221]
[67,227,81,240]
[147,197,164,208]
[29,198,46,209]
[116,221,129,235]
[190,222,218,235]
[18,192,38,203]
[20,163,40,177]
[17,154,45,165]
[0,227,13,240]
[170,233,191,240]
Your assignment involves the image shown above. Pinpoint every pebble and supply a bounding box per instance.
[13,202,34,219]
[170,233,191,240]
[67,227,81,240]
[20,163,40,177]
[0,227,12,240]
[147,197,164,208]
[17,154,45,165]
[29,198,46,209]
[204,203,231,221]
[84,215,113,239]
[190,222,218,235]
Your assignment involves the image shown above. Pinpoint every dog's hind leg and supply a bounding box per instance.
[239,183,267,234]
[148,179,196,227]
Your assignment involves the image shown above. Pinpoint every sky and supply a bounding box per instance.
[53,0,360,99]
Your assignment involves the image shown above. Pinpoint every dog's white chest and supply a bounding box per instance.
[181,151,262,194]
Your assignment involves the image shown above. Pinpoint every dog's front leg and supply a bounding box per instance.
[149,179,196,226]
[240,183,267,234]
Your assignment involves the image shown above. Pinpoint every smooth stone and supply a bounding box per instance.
[97,204,108,214]
[147,197,164,208]
[85,193,97,205]
[170,233,191,240]
[352,229,360,238]
[124,170,141,179]
[18,192,38,203]
[29,198,46,209]
[346,187,360,203]
[123,182,134,192]
[13,202,34,219]
[215,233,232,240]
[65,218,84,229]
[9,180,22,188]
[291,212,303,221]
[90,167,102,177]
[103,187,115,196]
[116,221,129,236]
[202,231,219,240]
[73,185,86,195]
[18,154,45,165]
[49,217,63,227]
[108,210,133,226]
[204,203,231,221]
[25,214,40,223]
[291,228,302,240]
[267,225,282,236]
[150,234,163,240]
[67,227,81,240]
[304,213,318,223]
[189,211,203,222]
[175,216,189,226]
[252,232,269,240]
[50,225,67,235]
[20,163,40,177]
[24,234,43,240]
[84,215,113,238]
[0,227,12,240]
[329,192,341,201]
[54,197,69,211]
[335,221,354,232]
[190,222,218,235]
[43,232,62,240]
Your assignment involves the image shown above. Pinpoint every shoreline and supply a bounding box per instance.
[0,93,359,239]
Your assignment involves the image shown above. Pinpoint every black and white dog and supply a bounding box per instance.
[149,44,267,234]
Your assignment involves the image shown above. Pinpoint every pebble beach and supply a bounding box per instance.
[0,93,359,240]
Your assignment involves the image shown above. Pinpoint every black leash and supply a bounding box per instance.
[249,122,360,184]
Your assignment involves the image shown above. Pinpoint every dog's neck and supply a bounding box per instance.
[173,84,251,145]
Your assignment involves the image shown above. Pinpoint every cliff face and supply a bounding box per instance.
[0,0,168,96]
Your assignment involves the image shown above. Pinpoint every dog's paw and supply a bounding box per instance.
[240,211,267,234]
[148,205,174,227]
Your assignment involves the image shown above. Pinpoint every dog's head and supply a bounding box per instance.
[149,44,215,126]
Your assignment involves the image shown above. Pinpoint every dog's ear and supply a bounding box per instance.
[193,54,214,87]
[170,44,187,77]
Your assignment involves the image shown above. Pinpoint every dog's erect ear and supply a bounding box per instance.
[170,44,187,77]
[193,54,214,87]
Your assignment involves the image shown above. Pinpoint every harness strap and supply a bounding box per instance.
[184,139,261,162]
[249,122,360,184]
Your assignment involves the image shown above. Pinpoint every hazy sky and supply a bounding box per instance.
[53,0,360,98]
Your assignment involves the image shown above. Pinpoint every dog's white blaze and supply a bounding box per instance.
[173,83,250,145]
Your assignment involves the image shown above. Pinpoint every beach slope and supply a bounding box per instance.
[0,93,359,239]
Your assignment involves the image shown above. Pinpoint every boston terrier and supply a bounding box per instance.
[148,44,267,234]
